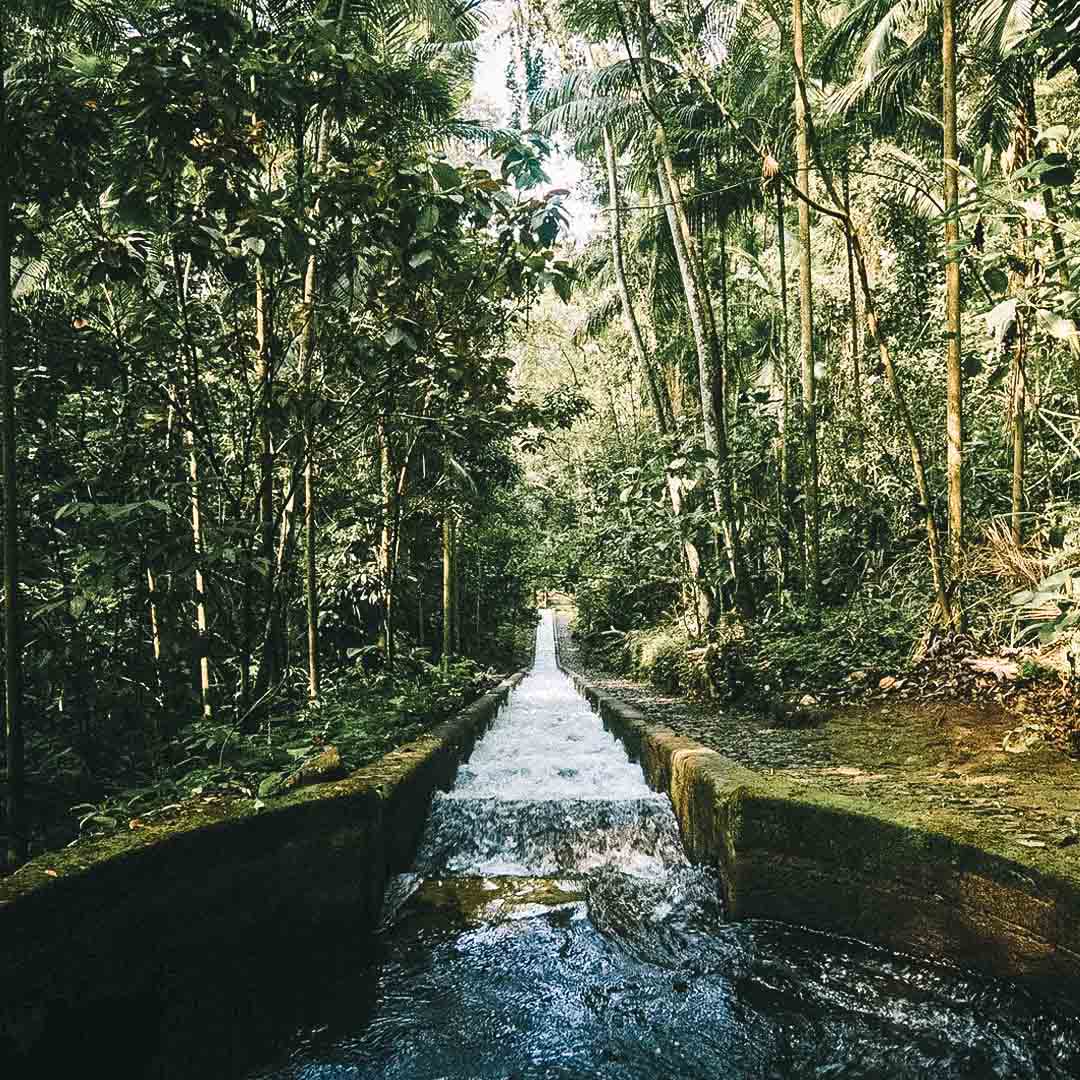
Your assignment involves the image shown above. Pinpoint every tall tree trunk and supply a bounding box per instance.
[187,429,211,718]
[719,223,731,436]
[635,2,753,615]
[630,0,751,617]
[170,252,212,716]
[792,0,820,601]
[303,402,318,699]
[377,420,396,668]
[247,4,280,699]
[775,178,796,589]
[453,518,462,655]
[1008,96,1035,545]
[254,261,278,690]
[299,205,320,701]
[943,0,964,584]
[442,513,455,669]
[1010,331,1027,545]
[641,245,677,427]
[417,575,425,650]
[297,107,331,702]
[145,564,166,726]
[655,158,753,614]
[602,124,715,624]
[843,167,862,461]
[0,32,25,868]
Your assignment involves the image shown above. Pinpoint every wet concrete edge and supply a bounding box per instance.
[0,671,527,1033]
[553,631,1080,1002]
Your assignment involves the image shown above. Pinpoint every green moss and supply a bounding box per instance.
[0,674,524,910]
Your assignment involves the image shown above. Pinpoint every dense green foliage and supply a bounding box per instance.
[513,0,1080,702]
[0,0,576,865]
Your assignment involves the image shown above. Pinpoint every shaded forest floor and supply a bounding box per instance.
[1,629,536,876]
[555,613,1080,859]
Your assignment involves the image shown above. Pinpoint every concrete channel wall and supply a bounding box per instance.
[0,672,525,1056]
[555,647,1080,1002]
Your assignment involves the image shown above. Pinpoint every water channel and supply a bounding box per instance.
[246,610,1080,1079]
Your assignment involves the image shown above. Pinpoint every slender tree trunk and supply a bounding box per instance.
[442,513,454,668]
[1008,96,1035,545]
[145,564,166,721]
[297,108,330,702]
[843,168,862,459]
[246,6,280,698]
[633,3,753,615]
[655,158,753,614]
[1010,333,1027,545]
[943,0,964,586]
[602,123,714,624]
[169,252,213,715]
[453,518,462,655]
[641,245,677,427]
[304,425,318,698]
[792,0,819,601]
[475,553,482,645]
[299,225,319,700]
[377,421,396,668]
[719,223,731,436]
[0,34,25,868]
[775,179,795,589]
[187,430,211,718]
[254,261,278,689]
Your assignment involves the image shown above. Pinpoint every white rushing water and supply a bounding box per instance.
[449,609,660,801]
[412,609,686,878]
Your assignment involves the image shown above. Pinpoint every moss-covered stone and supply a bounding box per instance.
[562,655,1080,1003]
[0,672,526,1066]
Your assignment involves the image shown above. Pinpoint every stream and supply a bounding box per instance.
[246,610,1080,1079]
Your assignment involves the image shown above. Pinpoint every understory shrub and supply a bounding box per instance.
[596,597,918,704]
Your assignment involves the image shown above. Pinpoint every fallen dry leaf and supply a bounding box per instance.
[964,657,1020,680]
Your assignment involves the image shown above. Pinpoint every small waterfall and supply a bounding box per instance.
[411,610,691,883]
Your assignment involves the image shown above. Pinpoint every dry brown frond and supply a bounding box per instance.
[965,518,1051,589]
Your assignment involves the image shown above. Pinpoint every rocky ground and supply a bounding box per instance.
[555,614,1080,859]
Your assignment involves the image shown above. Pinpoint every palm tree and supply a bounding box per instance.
[791,0,819,601]
[819,0,1060,554]
[538,3,756,616]
[943,0,963,574]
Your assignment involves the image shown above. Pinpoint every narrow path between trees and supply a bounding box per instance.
[555,615,1080,862]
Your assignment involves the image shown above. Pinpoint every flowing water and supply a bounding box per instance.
[247,611,1080,1079]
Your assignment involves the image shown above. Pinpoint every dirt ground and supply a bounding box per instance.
[555,614,1080,859]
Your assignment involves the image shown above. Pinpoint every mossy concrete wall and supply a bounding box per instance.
[0,673,525,1057]
[561,665,1080,1002]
